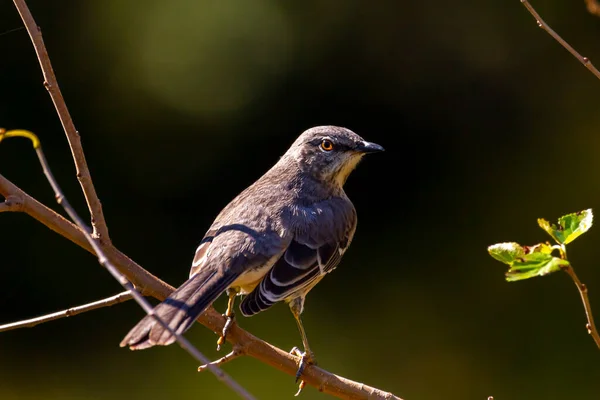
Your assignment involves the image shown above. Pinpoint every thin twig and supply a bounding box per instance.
[0,129,256,400]
[0,26,25,38]
[586,0,600,17]
[198,347,245,372]
[12,0,110,242]
[520,0,600,81]
[561,264,600,349]
[0,172,403,399]
[0,291,133,333]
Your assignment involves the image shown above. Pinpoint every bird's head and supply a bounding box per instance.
[287,126,384,187]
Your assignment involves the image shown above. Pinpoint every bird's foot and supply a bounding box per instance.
[216,312,235,351]
[290,346,316,396]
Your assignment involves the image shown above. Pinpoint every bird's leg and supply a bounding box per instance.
[217,287,239,351]
[289,297,315,396]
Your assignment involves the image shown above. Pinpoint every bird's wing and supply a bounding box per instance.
[189,230,217,279]
[239,231,353,317]
[121,226,287,350]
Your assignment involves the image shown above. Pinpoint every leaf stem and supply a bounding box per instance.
[558,244,567,259]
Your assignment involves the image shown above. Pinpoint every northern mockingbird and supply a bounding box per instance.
[120,126,384,388]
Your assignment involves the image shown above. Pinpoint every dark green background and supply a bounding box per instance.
[1,1,599,399]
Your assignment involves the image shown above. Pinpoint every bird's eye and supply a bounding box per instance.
[320,139,334,152]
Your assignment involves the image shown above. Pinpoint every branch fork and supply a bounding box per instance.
[198,345,246,372]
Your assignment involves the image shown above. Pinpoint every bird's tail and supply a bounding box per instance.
[120,266,240,350]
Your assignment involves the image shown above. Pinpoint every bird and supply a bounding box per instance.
[120,125,384,389]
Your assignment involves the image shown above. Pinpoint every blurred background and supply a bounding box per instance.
[1,1,600,399]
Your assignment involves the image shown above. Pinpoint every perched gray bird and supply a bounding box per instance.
[120,126,383,385]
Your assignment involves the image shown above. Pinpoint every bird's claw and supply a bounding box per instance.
[216,312,235,351]
[290,346,315,396]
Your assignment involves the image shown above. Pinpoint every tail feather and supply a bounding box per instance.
[120,267,240,350]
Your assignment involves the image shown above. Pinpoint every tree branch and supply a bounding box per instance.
[0,173,402,399]
[12,0,110,242]
[561,264,600,349]
[520,0,600,81]
[0,165,400,398]
[5,1,403,398]
[0,291,133,333]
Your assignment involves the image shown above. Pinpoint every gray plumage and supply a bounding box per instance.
[120,126,383,350]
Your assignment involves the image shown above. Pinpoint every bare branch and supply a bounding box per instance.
[4,1,404,398]
[521,0,600,81]
[0,172,402,399]
[12,0,110,242]
[586,0,600,17]
[561,264,600,349]
[0,291,133,333]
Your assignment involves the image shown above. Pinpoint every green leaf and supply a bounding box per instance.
[538,209,593,244]
[487,242,525,264]
[488,242,568,281]
[505,253,569,281]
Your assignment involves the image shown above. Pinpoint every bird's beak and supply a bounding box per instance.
[356,141,385,154]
